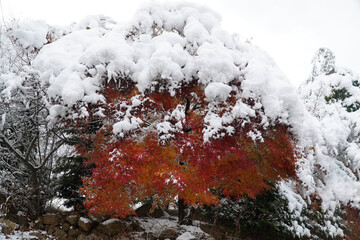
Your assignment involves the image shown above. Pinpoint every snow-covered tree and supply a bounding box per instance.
[0,3,357,239]
[0,20,68,215]
[33,2,313,229]
[297,48,360,238]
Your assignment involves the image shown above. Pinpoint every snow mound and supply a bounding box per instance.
[7,20,49,51]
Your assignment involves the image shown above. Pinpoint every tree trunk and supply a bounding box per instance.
[178,198,193,225]
[31,170,42,216]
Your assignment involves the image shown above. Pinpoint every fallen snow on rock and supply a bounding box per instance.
[177,231,197,240]
[0,230,47,240]
[137,217,210,239]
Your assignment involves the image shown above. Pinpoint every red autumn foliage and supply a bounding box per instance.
[76,82,297,218]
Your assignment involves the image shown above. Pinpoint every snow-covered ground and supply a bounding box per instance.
[0,217,211,240]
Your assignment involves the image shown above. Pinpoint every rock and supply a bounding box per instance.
[7,214,29,227]
[43,213,61,225]
[90,229,110,240]
[96,219,124,236]
[0,218,17,230]
[88,213,109,223]
[128,219,145,232]
[135,202,164,218]
[77,234,87,240]
[68,228,82,238]
[54,228,67,238]
[78,217,93,232]
[141,232,157,240]
[159,228,179,240]
[47,225,57,235]
[66,214,80,226]
[61,222,70,231]
[35,218,45,230]
[77,234,102,240]
[29,231,46,239]
[1,226,13,235]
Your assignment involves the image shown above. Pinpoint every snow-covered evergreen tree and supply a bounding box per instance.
[296,47,360,238]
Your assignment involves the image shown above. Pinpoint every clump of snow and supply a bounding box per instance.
[204,82,232,102]
[75,15,116,30]
[79,217,91,224]
[7,20,49,51]
[176,231,196,240]
[101,218,122,225]
[113,116,143,137]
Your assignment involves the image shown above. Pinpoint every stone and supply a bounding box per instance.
[35,218,45,230]
[47,225,57,235]
[77,234,87,240]
[88,213,109,223]
[43,213,61,226]
[68,228,81,238]
[128,219,145,232]
[54,228,67,238]
[61,222,70,231]
[90,229,110,240]
[1,226,13,235]
[78,217,93,232]
[159,228,179,240]
[0,218,17,230]
[140,232,157,240]
[66,214,80,226]
[96,219,124,236]
[135,202,164,218]
[7,215,29,227]
[77,234,103,240]
[29,231,46,239]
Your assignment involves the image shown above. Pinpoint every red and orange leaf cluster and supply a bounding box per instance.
[76,82,297,218]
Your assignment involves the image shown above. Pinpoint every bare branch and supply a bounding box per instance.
[0,134,35,170]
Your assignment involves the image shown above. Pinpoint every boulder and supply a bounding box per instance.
[68,228,82,238]
[35,218,45,230]
[96,219,124,236]
[66,214,80,226]
[159,228,179,240]
[141,232,157,240]
[0,218,17,230]
[128,219,145,232]
[29,231,46,239]
[77,234,87,240]
[47,225,57,235]
[43,213,61,225]
[7,214,30,227]
[90,229,110,240]
[78,217,93,232]
[135,202,164,218]
[54,228,67,238]
[88,213,109,223]
[1,226,13,235]
[77,234,102,240]
[61,222,71,231]
[0,218,17,235]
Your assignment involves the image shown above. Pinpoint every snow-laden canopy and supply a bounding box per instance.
[34,2,309,138]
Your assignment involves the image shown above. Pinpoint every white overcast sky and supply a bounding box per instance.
[1,0,359,86]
